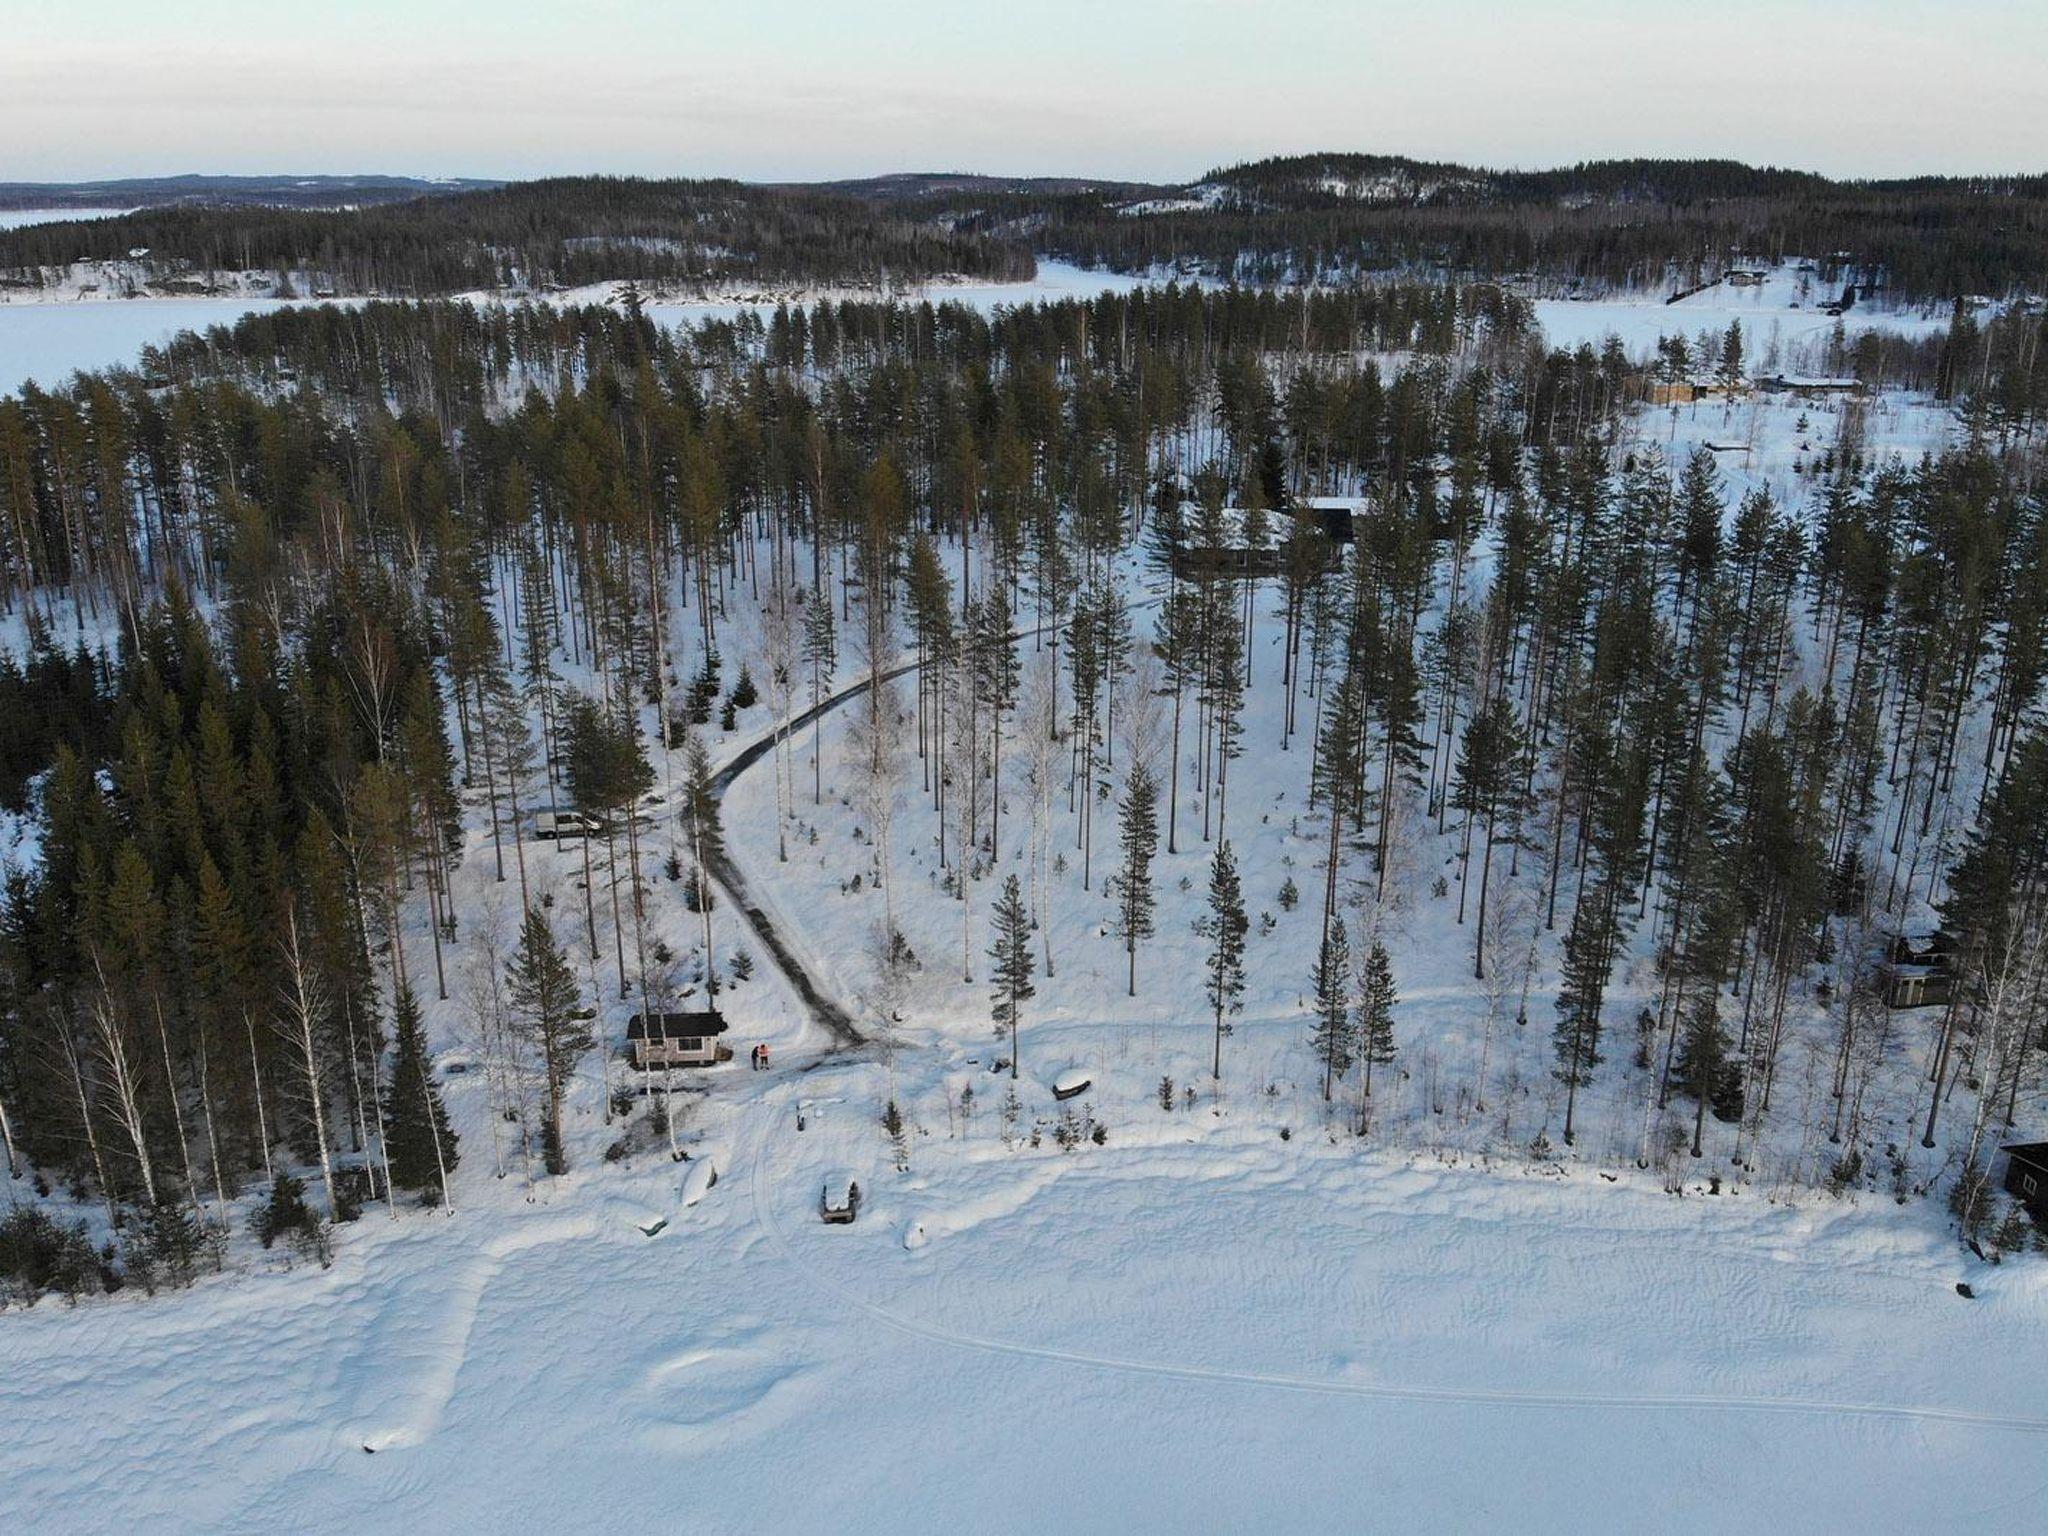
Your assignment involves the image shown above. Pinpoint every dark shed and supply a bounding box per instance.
[2002,1143,2048,1225]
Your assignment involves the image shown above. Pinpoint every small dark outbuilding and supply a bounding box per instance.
[2002,1143,2048,1225]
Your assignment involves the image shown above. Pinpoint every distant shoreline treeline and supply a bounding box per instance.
[1,157,2042,304]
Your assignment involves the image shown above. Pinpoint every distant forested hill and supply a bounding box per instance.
[3,157,2040,301]
[0,174,500,211]
[908,154,2048,300]
[0,176,1036,294]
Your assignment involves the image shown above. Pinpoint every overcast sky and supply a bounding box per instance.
[5,0,2043,184]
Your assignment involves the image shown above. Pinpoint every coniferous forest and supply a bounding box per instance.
[1,259,2045,1307]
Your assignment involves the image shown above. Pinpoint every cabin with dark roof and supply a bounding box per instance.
[626,1010,731,1069]
[2002,1143,2048,1225]
[1881,928,1958,1009]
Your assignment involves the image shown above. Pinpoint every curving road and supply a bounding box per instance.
[700,592,1161,1053]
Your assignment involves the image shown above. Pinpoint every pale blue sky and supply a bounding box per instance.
[5,0,2042,182]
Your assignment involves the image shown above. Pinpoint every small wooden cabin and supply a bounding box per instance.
[1641,377,1737,408]
[1881,929,1957,1010]
[1170,543,1288,579]
[627,1010,731,1070]
[2002,1143,2048,1225]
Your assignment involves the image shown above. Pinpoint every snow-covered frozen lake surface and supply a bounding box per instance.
[0,257,1951,398]
[0,207,134,230]
[0,297,318,396]
[5,1074,2044,1533]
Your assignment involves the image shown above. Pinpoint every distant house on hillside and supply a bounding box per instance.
[1291,496,1366,544]
[1725,268,1767,287]
[627,1010,732,1070]
[2002,1144,2048,1225]
[1641,376,1736,407]
[1881,928,1958,1010]
[1761,373,1862,398]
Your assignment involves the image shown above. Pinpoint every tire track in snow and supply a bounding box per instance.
[745,1115,2048,1437]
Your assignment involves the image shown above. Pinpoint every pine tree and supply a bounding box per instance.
[384,981,457,1202]
[1311,916,1355,1100]
[987,873,1035,1079]
[1113,763,1159,996]
[1197,840,1248,1080]
[507,906,589,1175]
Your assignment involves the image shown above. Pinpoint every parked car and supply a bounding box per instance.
[820,1173,862,1225]
[535,810,602,840]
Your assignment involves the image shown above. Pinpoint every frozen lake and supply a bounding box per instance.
[0,297,318,395]
[0,207,134,230]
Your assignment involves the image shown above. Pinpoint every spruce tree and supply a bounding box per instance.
[1551,891,1610,1147]
[1114,763,1159,996]
[1358,938,1398,1100]
[507,906,589,1174]
[1197,840,1248,1080]
[384,981,457,1202]
[987,873,1034,1079]
[1311,916,1355,1100]
[1674,992,1735,1156]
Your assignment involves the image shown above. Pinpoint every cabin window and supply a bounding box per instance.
[2026,1173,2039,1197]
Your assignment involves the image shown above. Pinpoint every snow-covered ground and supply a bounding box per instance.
[1534,262,1951,362]
[6,1073,2043,1533]
[11,523,2044,1531]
